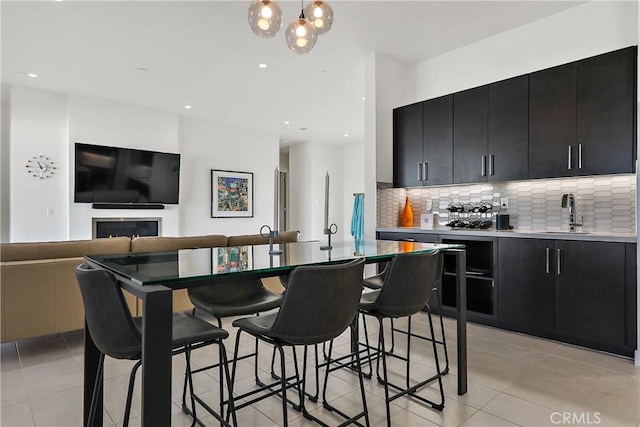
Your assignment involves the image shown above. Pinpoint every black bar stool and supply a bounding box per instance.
[363,254,449,374]
[359,251,445,427]
[230,258,370,427]
[75,263,236,427]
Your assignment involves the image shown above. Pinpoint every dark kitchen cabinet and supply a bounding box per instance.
[453,86,488,184]
[576,47,636,175]
[528,63,577,179]
[498,238,554,334]
[488,75,529,181]
[555,240,626,348]
[393,102,423,188]
[497,237,631,354]
[393,97,453,188]
[422,95,453,185]
[625,244,637,350]
[530,47,636,179]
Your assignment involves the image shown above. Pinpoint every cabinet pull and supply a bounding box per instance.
[578,143,583,169]
[417,163,422,182]
[481,156,486,176]
[568,145,573,169]
[423,162,428,181]
[489,154,494,176]
[557,248,561,275]
[546,247,550,274]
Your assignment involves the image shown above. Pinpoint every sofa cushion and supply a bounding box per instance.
[227,230,300,247]
[130,235,229,253]
[0,237,131,262]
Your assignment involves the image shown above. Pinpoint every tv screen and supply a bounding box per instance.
[74,143,180,204]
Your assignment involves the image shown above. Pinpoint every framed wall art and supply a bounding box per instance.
[211,169,253,218]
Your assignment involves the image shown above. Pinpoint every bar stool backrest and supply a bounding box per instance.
[373,251,442,318]
[76,263,142,360]
[188,278,265,305]
[269,258,365,345]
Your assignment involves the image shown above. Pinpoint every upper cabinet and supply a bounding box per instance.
[488,75,529,182]
[576,47,636,175]
[422,95,453,185]
[453,86,488,184]
[394,46,637,187]
[393,96,453,188]
[530,47,636,178]
[393,102,423,188]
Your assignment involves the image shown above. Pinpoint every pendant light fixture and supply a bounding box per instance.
[303,1,334,35]
[285,5,318,55]
[247,0,283,38]
[248,0,332,54]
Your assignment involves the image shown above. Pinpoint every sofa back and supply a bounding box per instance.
[130,234,229,253]
[0,237,131,262]
[227,230,300,247]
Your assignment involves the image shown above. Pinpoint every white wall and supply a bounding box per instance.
[412,1,638,101]
[67,94,180,239]
[342,141,365,241]
[9,86,69,242]
[374,54,413,184]
[289,141,344,242]
[1,85,11,242]
[3,86,282,242]
[178,117,279,237]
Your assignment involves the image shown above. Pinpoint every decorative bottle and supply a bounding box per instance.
[401,197,414,227]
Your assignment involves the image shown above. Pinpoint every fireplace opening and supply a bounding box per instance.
[93,218,161,239]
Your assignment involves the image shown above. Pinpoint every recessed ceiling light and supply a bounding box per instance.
[27,73,38,78]
[298,127,308,132]
[284,121,291,125]
[344,134,350,137]
[258,63,268,69]
[361,96,366,101]
[184,105,192,109]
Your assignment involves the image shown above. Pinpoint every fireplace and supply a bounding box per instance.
[93,217,161,239]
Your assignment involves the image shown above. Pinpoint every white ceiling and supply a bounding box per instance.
[2,0,584,147]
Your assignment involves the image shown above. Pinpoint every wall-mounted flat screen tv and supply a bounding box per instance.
[74,143,180,204]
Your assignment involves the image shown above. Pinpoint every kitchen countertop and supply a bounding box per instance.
[376,227,637,243]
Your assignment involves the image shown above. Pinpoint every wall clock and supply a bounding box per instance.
[25,155,56,179]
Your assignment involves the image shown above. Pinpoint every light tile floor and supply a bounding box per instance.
[1,312,639,427]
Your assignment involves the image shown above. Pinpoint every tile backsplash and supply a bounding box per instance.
[377,174,636,233]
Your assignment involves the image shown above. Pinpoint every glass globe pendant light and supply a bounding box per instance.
[285,6,318,54]
[247,0,283,38]
[303,1,334,35]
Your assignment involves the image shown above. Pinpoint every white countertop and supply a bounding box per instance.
[376,227,637,243]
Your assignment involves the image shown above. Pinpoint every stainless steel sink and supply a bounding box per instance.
[542,231,592,235]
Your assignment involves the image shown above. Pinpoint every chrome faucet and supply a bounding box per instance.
[561,193,582,232]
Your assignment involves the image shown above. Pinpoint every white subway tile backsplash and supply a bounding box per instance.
[376,174,636,233]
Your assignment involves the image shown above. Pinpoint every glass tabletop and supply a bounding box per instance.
[85,239,464,287]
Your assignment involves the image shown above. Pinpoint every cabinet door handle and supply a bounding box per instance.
[489,154,494,176]
[423,162,428,181]
[578,143,583,169]
[557,248,561,275]
[568,145,573,169]
[546,247,550,274]
[417,163,422,182]
[481,156,486,176]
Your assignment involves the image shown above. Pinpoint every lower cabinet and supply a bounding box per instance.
[498,238,555,334]
[376,232,636,356]
[498,237,634,355]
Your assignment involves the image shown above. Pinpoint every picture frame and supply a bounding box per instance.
[211,169,253,218]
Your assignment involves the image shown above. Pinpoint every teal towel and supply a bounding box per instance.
[350,194,364,240]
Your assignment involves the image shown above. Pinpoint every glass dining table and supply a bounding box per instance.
[83,239,467,427]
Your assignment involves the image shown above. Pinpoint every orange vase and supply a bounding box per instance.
[401,197,413,227]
